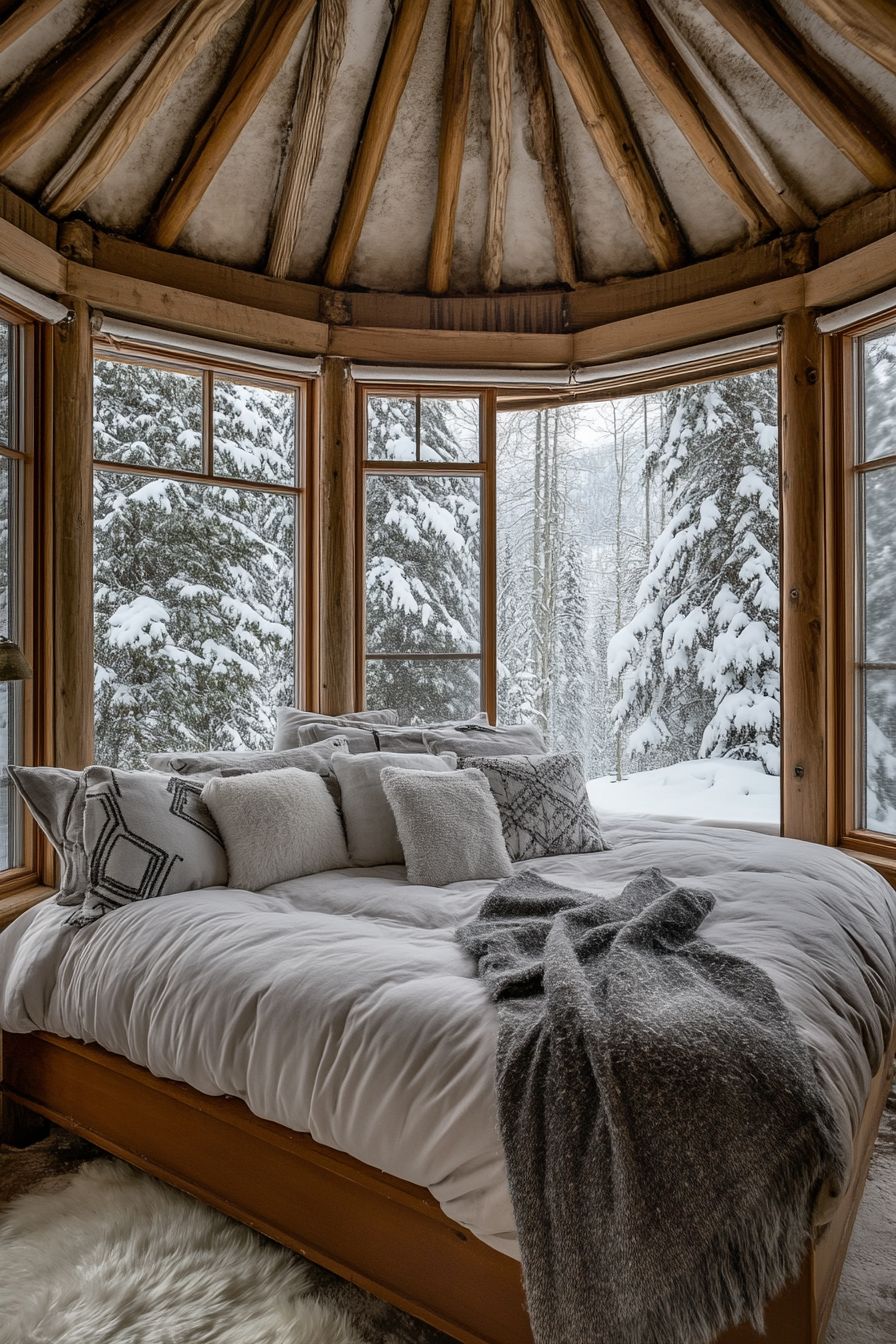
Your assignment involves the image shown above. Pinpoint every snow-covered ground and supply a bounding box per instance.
[588,759,780,834]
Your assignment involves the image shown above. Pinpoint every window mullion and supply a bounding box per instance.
[202,369,213,477]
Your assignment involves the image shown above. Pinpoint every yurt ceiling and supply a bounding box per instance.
[0,0,894,299]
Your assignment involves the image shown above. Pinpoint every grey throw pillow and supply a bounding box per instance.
[7,765,89,907]
[330,750,456,866]
[380,767,512,887]
[372,718,487,753]
[289,722,379,755]
[72,768,229,928]
[273,707,397,751]
[462,752,609,861]
[424,722,547,760]
[147,740,348,775]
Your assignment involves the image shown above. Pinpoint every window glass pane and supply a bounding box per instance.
[94,359,202,471]
[862,326,896,464]
[419,397,479,463]
[864,669,896,833]
[0,322,9,446]
[367,396,417,460]
[366,658,480,723]
[94,471,295,768]
[863,467,896,663]
[0,454,21,870]
[497,371,780,829]
[213,377,295,484]
[365,474,481,655]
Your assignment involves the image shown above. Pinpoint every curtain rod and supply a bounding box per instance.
[816,284,896,334]
[0,269,70,324]
[97,317,323,376]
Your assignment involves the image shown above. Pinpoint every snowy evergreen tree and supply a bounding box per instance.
[608,370,780,773]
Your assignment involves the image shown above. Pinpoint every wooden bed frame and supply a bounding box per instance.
[1,1025,893,1344]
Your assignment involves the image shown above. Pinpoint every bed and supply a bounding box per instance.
[2,814,895,1344]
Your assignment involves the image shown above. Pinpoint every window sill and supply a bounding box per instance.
[840,846,896,891]
[0,884,55,933]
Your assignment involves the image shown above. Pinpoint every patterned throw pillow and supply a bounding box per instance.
[462,752,609,862]
[7,766,89,906]
[72,768,229,928]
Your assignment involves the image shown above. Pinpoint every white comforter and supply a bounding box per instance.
[2,817,895,1259]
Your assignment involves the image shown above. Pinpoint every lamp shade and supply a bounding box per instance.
[0,639,32,681]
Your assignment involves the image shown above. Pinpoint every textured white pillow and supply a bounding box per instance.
[380,767,512,887]
[330,750,456,866]
[202,769,349,889]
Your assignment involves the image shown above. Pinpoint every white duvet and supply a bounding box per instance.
[2,817,895,1260]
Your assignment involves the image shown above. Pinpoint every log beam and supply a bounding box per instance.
[780,307,826,845]
[530,0,687,271]
[800,0,896,81]
[323,0,431,289]
[267,0,348,280]
[481,0,514,292]
[515,0,577,288]
[426,0,478,295]
[43,0,246,219]
[147,0,316,251]
[700,0,896,191]
[0,0,59,57]
[0,0,183,172]
[319,357,355,714]
[597,0,772,242]
[52,297,94,770]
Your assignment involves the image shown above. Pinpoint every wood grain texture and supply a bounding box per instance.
[427,0,478,295]
[815,188,896,266]
[323,0,431,289]
[481,0,514,292]
[597,0,772,241]
[43,0,246,218]
[267,0,347,280]
[0,214,66,291]
[147,0,316,250]
[319,357,355,714]
[0,0,183,172]
[515,0,577,288]
[700,0,896,190]
[780,308,826,845]
[0,0,59,57]
[530,0,687,271]
[800,0,896,80]
[52,297,93,770]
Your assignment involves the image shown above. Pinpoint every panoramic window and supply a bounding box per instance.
[93,351,303,769]
[362,393,484,722]
[0,318,24,872]
[496,367,780,829]
[852,322,896,837]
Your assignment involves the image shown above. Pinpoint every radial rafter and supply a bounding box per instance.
[799,0,896,81]
[147,0,317,251]
[481,0,514,292]
[42,0,246,219]
[0,0,61,58]
[323,0,431,290]
[0,0,183,173]
[530,0,687,271]
[427,0,478,296]
[515,0,578,288]
[700,0,896,190]
[597,0,773,242]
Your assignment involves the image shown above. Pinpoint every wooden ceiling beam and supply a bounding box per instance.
[147,0,316,251]
[515,0,577,288]
[0,0,60,57]
[0,0,183,172]
[597,0,773,242]
[700,0,896,190]
[43,0,246,219]
[800,0,896,81]
[530,0,687,271]
[267,0,348,280]
[323,0,431,290]
[481,0,513,292]
[426,0,478,296]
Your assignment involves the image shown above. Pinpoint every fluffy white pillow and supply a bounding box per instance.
[202,769,349,890]
[330,750,456,866]
[380,767,512,887]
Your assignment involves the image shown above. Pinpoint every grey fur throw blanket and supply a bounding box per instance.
[457,867,846,1344]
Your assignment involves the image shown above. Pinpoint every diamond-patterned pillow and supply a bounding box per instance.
[462,752,609,862]
[72,767,229,928]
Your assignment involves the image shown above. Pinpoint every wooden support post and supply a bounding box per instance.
[780,309,826,845]
[481,0,514,293]
[319,357,355,715]
[52,299,94,770]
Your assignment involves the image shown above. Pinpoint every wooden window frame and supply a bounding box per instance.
[92,340,315,730]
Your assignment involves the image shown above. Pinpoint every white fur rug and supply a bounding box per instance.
[0,1159,362,1344]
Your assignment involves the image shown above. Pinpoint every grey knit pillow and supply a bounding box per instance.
[380,767,512,887]
[423,722,546,760]
[7,765,89,907]
[462,752,609,862]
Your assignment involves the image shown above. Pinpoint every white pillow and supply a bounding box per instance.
[202,769,349,889]
[380,767,513,887]
[330,750,456,866]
